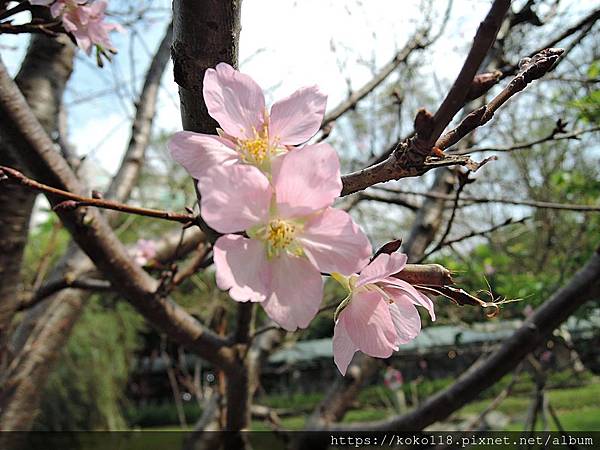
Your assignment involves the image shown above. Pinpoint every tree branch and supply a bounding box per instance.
[436,48,564,150]
[373,187,600,213]
[0,165,198,224]
[457,125,600,155]
[425,0,511,147]
[0,56,234,369]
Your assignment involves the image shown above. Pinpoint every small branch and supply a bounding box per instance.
[500,7,600,78]
[373,187,600,213]
[339,152,494,197]
[171,243,209,286]
[418,170,471,262]
[426,0,511,147]
[421,217,529,261]
[457,124,600,155]
[436,48,564,150]
[0,1,28,21]
[17,278,112,312]
[356,192,419,211]
[0,19,62,36]
[0,165,198,225]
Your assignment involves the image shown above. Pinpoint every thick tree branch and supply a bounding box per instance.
[0,29,75,336]
[0,56,233,369]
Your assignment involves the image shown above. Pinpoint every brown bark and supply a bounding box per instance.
[0,32,75,336]
[172,0,242,133]
[171,0,246,440]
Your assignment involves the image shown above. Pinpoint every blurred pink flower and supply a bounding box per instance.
[169,62,327,178]
[131,239,157,266]
[332,251,436,376]
[383,367,403,390]
[204,147,371,331]
[30,0,121,55]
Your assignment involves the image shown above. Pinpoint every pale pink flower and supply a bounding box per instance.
[131,239,157,266]
[169,62,327,178]
[30,0,121,55]
[331,251,436,376]
[383,367,403,390]
[202,145,372,331]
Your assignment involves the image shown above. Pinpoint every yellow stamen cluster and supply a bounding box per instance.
[237,126,275,168]
[267,219,296,250]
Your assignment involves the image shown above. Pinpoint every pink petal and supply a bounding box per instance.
[388,296,421,344]
[199,164,272,233]
[298,208,372,275]
[381,280,436,321]
[73,31,92,55]
[269,86,327,145]
[203,63,265,140]
[273,143,341,218]
[357,252,408,287]
[340,291,397,358]
[261,254,323,331]
[333,320,358,376]
[169,131,238,179]
[213,235,270,302]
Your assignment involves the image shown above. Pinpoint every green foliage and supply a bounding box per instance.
[33,298,145,431]
[568,61,600,123]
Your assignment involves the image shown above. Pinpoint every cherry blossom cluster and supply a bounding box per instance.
[169,63,435,375]
[29,0,121,56]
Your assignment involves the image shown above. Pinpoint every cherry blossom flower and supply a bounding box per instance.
[202,145,371,331]
[169,62,327,179]
[331,251,436,375]
[130,239,157,267]
[29,0,121,55]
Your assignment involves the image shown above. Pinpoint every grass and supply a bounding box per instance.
[458,382,600,431]
[251,381,600,431]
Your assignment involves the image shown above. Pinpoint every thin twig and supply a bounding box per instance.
[419,217,530,261]
[0,165,198,225]
[418,170,471,262]
[457,125,600,155]
[0,0,28,21]
[17,278,112,311]
[373,186,600,212]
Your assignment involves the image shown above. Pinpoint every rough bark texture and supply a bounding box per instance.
[0,33,75,336]
[172,0,242,133]
[171,0,246,440]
